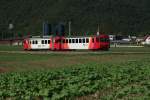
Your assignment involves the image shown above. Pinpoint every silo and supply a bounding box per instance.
[43,22,52,36]
[55,23,65,36]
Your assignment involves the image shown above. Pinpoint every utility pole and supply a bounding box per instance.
[8,23,14,40]
[97,24,100,35]
[68,21,71,36]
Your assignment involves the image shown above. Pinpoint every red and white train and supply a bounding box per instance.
[23,34,110,50]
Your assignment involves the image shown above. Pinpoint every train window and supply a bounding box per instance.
[92,38,94,43]
[63,39,65,43]
[42,40,44,44]
[79,39,82,43]
[69,39,71,43]
[86,38,89,43]
[32,41,34,44]
[55,40,58,43]
[45,40,47,44]
[96,37,99,42]
[55,39,60,43]
[76,39,78,43]
[100,38,105,42]
[72,39,75,43]
[35,40,38,44]
[48,40,50,44]
[66,39,68,43]
[100,38,110,42]
[58,39,61,43]
[83,38,85,43]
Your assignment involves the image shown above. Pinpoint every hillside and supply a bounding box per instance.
[0,0,150,36]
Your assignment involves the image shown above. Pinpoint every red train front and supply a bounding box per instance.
[23,34,110,51]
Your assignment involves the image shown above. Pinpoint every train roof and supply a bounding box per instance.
[27,35,52,39]
[27,34,108,39]
[64,34,108,38]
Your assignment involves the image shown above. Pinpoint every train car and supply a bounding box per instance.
[23,34,110,51]
[23,36,52,50]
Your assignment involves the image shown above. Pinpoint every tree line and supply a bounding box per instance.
[0,0,150,38]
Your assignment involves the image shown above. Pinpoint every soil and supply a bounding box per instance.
[0,67,8,73]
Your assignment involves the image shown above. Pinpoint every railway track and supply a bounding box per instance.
[0,50,150,55]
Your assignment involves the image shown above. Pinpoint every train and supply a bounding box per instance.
[23,34,110,51]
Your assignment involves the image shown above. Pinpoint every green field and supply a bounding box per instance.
[0,46,150,99]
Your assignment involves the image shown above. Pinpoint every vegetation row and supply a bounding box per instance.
[0,59,150,99]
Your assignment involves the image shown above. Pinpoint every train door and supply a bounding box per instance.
[53,36,61,50]
[96,37,100,49]
[57,37,61,50]
[88,36,101,50]
[23,39,29,50]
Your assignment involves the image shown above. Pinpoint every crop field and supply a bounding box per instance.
[0,45,150,99]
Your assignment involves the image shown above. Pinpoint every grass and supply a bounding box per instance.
[110,47,150,52]
[0,45,22,51]
[0,45,150,73]
[0,46,149,70]
[0,52,150,73]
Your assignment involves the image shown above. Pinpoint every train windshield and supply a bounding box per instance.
[100,38,110,42]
